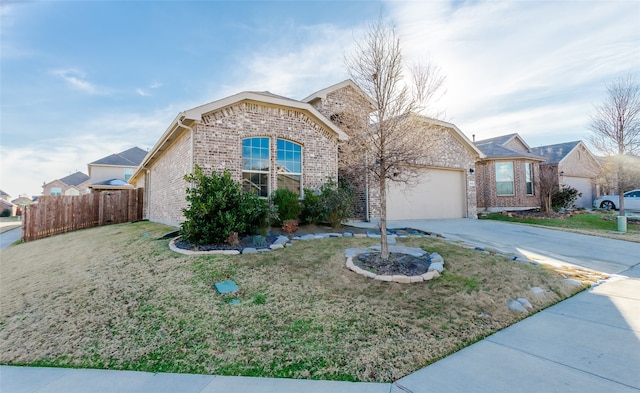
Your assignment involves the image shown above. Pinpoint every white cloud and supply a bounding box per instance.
[136,88,150,97]
[51,68,98,94]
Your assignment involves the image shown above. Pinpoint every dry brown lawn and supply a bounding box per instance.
[0,221,604,382]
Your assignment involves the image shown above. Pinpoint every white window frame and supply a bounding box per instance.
[276,138,303,196]
[242,137,271,197]
[495,161,514,196]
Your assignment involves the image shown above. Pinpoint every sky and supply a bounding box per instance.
[1,0,639,198]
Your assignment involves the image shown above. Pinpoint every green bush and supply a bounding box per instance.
[300,179,354,228]
[180,166,264,245]
[300,188,323,224]
[270,189,300,225]
[552,185,581,211]
[0,209,10,217]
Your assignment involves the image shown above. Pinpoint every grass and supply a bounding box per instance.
[481,211,640,242]
[0,221,603,382]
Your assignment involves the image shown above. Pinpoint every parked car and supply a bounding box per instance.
[593,189,640,210]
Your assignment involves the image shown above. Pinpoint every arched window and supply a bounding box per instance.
[242,137,270,197]
[277,139,302,195]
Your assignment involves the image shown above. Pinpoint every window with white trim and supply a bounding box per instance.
[242,137,270,197]
[50,187,62,196]
[277,139,302,195]
[124,168,133,182]
[525,162,534,195]
[495,162,514,196]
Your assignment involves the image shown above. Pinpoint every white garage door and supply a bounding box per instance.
[562,176,593,209]
[387,169,466,220]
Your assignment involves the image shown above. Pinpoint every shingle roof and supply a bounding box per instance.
[59,171,90,186]
[90,147,147,166]
[474,133,544,160]
[530,141,581,164]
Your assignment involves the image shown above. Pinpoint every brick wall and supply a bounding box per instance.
[145,102,339,226]
[476,159,541,211]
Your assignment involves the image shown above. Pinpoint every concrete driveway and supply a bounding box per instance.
[350,219,640,277]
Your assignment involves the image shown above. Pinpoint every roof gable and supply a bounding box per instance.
[474,133,543,161]
[412,115,485,158]
[302,79,376,109]
[90,147,147,166]
[531,141,581,164]
[59,171,90,186]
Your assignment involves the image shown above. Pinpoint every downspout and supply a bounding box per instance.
[177,115,195,175]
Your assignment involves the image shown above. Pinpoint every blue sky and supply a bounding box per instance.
[1,0,638,198]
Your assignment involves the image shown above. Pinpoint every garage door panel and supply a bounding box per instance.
[387,169,465,220]
[563,176,593,209]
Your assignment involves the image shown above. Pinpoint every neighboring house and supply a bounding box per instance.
[133,80,485,225]
[474,134,545,212]
[88,147,147,191]
[0,190,17,216]
[42,171,90,196]
[596,154,640,197]
[531,141,601,209]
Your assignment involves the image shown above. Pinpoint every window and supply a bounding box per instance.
[50,187,62,196]
[242,137,270,197]
[525,162,533,195]
[124,168,133,182]
[495,162,514,195]
[277,139,302,195]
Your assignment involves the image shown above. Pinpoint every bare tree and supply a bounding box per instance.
[344,18,445,259]
[538,164,559,213]
[589,74,640,216]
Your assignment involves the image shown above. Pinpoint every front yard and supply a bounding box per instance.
[0,221,602,382]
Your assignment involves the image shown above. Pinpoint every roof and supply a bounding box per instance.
[90,147,147,166]
[530,141,582,164]
[0,190,9,199]
[59,171,90,186]
[90,178,134,189]
[474,133,545,161]
[302,79,376,109]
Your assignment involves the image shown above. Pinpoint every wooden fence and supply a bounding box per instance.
[22,188,144,242]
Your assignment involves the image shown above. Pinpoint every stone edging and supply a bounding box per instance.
[344,246,445,283]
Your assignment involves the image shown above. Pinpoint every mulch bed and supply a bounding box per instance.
[354,252,431,276]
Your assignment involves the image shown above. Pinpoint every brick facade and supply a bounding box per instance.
[476,159,541,211]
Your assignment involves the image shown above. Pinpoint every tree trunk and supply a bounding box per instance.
[379,173,389,260]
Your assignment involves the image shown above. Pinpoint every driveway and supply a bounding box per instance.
[350,219,639,277]
[0,226,22,250]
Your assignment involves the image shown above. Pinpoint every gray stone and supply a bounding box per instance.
[367,233,381,239]
[300,234,316,241]
[563,278,584,288]
[328,233,342,237]
[429,262,444,273]
[269,243,284,250]
[343,232,353,237]
[241,248,258,254]
[430,252,444,264]
[507,299,529,313]
[314,234,328,239]
[344,248,372,258]
[273,235,289,245]
[530,287,546,296]
[517,298,534,310]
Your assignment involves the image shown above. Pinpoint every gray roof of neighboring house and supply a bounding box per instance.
[92,179,132,186]
[90,147,147,166]
[59,171,90,186]
[530,141,581,164]
[474,133,544,160]
[0,189,9,198]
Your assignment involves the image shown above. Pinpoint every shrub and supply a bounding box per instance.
[552,185,581,211]
[321,179,354,228]
[270,189,300,225]
[0,209,10,217]
[255,200,279,236]
[281,219,299,234]
[300,188,323,224]
[180,166,264,245]
[300,179,355,228]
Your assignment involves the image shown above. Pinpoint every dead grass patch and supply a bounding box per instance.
[0,222,592,382]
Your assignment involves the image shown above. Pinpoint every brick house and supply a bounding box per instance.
[133,80,484,225]
[42,171,90,197]
[531,141,601,208]
[131,90,348,226]
[474,134,545,212]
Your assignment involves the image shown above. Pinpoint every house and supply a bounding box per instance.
[88,147,147,191]
[474,134,545,212]
[595,154,640,198]
[130,89,349,226]
[42,171,90,196]
[531,141,601,209]
[0,190,17,216]
[133,80,485,225]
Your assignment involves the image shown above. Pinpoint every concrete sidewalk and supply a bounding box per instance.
[2,220,639,392]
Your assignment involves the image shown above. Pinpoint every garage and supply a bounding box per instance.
[387,168,466,220]
[562,176,593,209]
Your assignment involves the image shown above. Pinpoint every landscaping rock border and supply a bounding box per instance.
[344,246,444,283]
